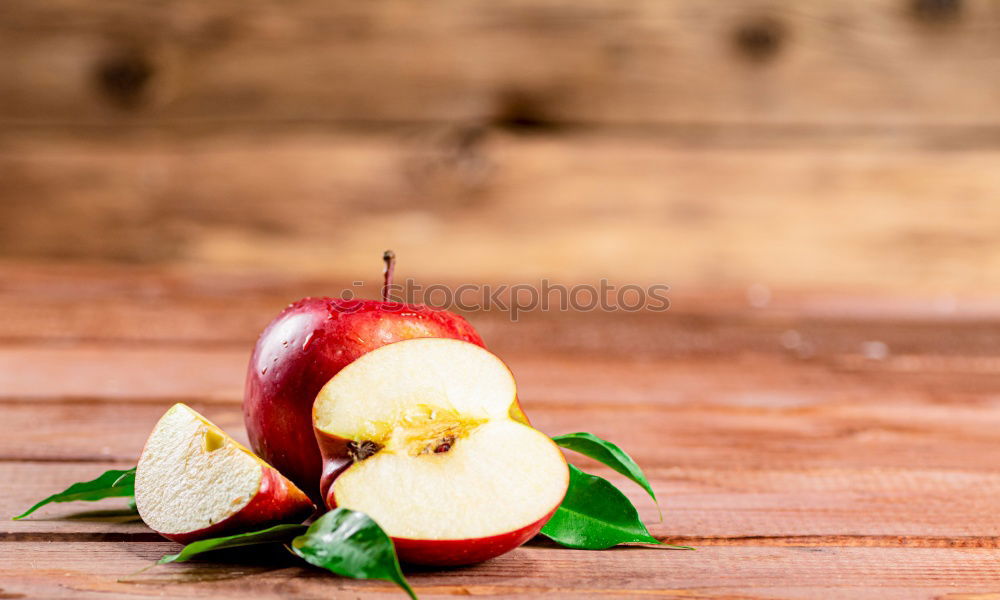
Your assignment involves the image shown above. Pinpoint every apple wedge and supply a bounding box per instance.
[313,338,569,566]
[136,403,315,544]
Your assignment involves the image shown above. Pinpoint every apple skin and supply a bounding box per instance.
[391,505,560,566]
[157,465,315,545]
[244,297,492,500]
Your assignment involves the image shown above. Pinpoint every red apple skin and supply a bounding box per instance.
[157,465,315,545]
[390,505,560,566]
[244,297,487,500]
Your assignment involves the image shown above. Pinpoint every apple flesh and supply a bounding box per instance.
[313,338,568,566]
[244,297,489,500]
[135,403,315,544]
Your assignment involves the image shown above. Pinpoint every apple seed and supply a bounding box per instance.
[433,436,456,454]
[347,440,382,462]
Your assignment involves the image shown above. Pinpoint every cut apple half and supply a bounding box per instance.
[313,338,568,566]
[136,403,315,544]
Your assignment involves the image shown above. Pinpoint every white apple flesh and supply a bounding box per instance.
[135,404,315,544]
[313,338,569,566]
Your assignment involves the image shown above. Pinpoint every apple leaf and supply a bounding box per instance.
[552,432,658,505]
[291,508,417,600]
[12,467,136,520]
[542,465,690,550]
[158,524,308,564]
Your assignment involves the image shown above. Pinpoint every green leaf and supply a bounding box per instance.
[552,432,657,505]
[158,524,307,564]
[12,467,136,520]
[291,508,416,600]
[542,465,689,550]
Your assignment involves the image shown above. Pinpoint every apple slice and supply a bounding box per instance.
[313,338,569,566]
[135,403,315,544]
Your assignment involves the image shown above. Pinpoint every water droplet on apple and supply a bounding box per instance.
[281,340,288,347]
[302,332,314,350]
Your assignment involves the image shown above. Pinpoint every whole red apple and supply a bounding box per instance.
[243,252,489,499]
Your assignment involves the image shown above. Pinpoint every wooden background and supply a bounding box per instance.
[5,0,1000,598]
[3,0,1000,291]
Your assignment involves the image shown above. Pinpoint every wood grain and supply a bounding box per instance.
[3,0,1000,293]
[10,460,1000,543]
[5,263,1000,358]
[4,132,1000,290]
[4,0,1000,593]
[6,379,1000,469]
[3,267,1000,597]
[3,0,1000,126]
[3,542,1000,599]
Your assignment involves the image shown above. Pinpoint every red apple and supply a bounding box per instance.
[313,338,568,566]
[243,252,495,499]
[135,403,315,544]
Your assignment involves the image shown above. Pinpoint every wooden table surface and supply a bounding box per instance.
[4,263,1000,599]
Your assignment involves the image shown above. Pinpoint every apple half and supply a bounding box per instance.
[313,338,569,566]
[135,403,315,544]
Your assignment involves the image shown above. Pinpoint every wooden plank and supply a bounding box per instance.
[7,289,1000,363]
[4,133,1000,291]
[7,395,1000,471]
[6,262,1000,317]
[2,0,1000,126]
[0,262,338,302]
[5,267,1000,383]
[4,351,1000,466]
[3,462,150,538]
[0,347,246,404]
[5,340,1000,408]
[5,324,1000,471]
[9,460,1000,542]
[4,258,1000,357]
[3,542,1000,599]
[3,268,999,595]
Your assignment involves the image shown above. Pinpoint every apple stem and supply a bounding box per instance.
[382,250,396,302]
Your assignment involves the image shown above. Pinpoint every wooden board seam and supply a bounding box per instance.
[661,535,1000,549]
[6,531,1000,549]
